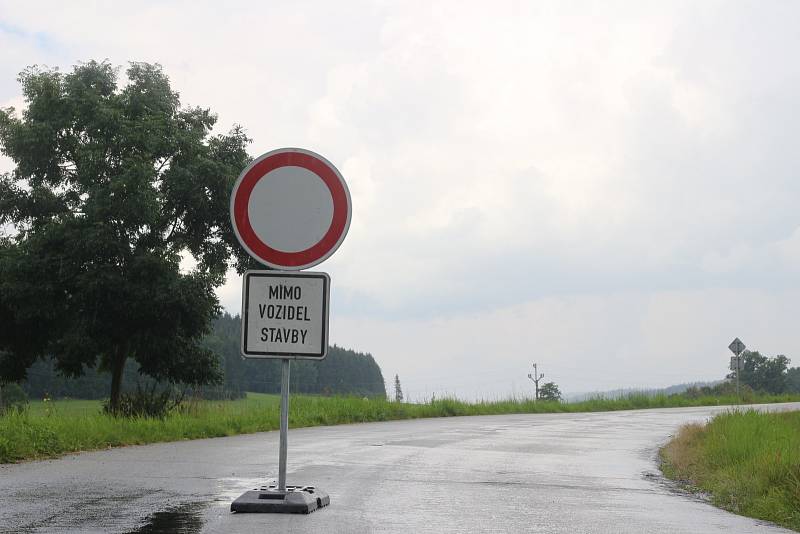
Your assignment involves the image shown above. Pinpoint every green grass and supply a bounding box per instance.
[660,410,800,531]
[27,398,103,417]
[2,391,799,464]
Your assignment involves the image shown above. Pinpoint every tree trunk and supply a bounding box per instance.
[109,347,127,413]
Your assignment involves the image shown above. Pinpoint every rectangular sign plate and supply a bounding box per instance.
[241,270,330,359]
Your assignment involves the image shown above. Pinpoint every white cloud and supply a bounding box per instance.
[773,227,800,270]
[333,287,800,400]
[1,1,799,396]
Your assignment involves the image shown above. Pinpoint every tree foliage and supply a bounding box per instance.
[728,351,791,395]
[787,367,800,394]
[204,313,386,398]
[538,381,561,401]
[0,61,252,410]
[19,313,386,401]
[0,382,28,414]
[394,374,403,402]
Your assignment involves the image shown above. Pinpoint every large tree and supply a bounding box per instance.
[787,367,800,394]
[0,61,252,410]
[729,350,791,394]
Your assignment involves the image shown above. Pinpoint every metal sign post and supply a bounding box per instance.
[728,337,746,404]
[278,358,290,491]
[229,148,351,514]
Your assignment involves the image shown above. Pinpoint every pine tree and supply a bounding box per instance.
[394,374,403,403]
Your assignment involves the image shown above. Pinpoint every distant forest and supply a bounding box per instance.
[22,313,386,400]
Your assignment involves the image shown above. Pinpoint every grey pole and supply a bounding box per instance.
[278,358,291,491]
[736,355,740,405]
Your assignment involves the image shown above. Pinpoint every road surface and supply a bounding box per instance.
[1,403,798,533]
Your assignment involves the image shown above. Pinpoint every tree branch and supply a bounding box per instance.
[155,154,174,175]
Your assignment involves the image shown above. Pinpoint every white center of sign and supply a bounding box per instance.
[247,166,334,252]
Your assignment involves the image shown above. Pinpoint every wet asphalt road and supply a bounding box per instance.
[1,403,798,533]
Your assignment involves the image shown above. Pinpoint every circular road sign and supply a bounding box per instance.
[230,148,352,270]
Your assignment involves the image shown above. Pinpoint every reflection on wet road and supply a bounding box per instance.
[126,503,205,534]
[1,403,797,533]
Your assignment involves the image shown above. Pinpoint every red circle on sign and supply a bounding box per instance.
[230,148,352,270]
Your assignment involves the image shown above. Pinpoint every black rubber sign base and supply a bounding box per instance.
[231,485,330,514]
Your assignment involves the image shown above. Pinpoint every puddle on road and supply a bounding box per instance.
[126,502,206,534]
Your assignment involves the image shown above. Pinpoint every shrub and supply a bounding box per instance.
[0,383,28,414]
[103,382,185,419]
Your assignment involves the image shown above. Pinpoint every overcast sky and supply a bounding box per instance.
[1,1,798,399]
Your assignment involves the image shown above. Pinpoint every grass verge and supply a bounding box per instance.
[660,409,800,531]
[2,391,799,464]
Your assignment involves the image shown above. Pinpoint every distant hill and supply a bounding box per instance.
[22,313,386,400]
[565,381,722,402]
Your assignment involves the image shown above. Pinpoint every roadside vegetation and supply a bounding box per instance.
[660,409,800,531]
[3,390,799,464]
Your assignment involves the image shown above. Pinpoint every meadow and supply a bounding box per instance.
[660,409,800,531]
[2,391,799,464]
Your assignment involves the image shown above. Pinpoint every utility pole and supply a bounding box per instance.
[527,363,544,402]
